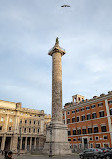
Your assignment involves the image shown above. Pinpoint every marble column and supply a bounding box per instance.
[25,137,27,151]
[43,38,71,155]
[30,137,32,151]
[34,137,36,150]
[20,137,23,150]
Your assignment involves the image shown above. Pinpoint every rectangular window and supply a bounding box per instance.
[29,128,31,133]
[90,144,93,148]
[86,106,90,110]
[81,115,85,121]
[72,118,75,123]
[91,105,96,108]
[73,138,76,141]
[104,136,108,140]
[68,138,71,141]
[29,120,31,124]
[76,109,79,112]
[38,129,39,133]
[68,130,71,136]
[81,108,84,111]
[90,137,93,141]
[101,126,107,132]
[20,120,22,124]
[88,128,92,134]
[94,127,99,133]
[0,126,2,131]
[110,109,112,115]
[67,119,70,124]
[24,128,26,133]
[99,111,104,117]
[78,137,81,141]
[77,129,81,135]
[33,128,35,133]
[76,117,80,122]
[25,120,27,124]
[9,127,12,131]
[96,144,100,148]
[87,114,91,120]
[63,120,65,124]
[73,129,76,135]
[95,136,99,140]
[72,110,75,114]
[92,113,97,119]
[108,100,112,104]
[82,129,87,134]
[67,111,70,115]
[98,103,103,107]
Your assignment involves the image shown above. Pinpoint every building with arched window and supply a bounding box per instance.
[0,100,51,153]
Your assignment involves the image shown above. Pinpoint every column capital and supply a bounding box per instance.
[48,39,66,56]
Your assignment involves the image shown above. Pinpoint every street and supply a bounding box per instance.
[0,153,79,159]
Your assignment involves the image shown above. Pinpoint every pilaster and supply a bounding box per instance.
[25,137,27,151]
[20,137,23,150]
[30,137,32,151]
[1,135,6,150]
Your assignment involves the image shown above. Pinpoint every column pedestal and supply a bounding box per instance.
[43,122,71,155]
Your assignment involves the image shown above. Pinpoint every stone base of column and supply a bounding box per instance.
[43,122,71,155]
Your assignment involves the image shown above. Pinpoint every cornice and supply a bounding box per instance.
[63,93,112,111]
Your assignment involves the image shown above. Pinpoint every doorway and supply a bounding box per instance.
[4,137,11,151]
[0,137,2,149]
[83,138,88,149]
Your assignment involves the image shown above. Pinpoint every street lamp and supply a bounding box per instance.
[49,123,52,157]
[18,128,21,155]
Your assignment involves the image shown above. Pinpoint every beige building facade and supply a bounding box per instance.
[0,100,51,153]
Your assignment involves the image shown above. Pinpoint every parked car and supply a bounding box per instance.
[104,151,112,159]
[100,148,110,153]
[106,148,112,151]
[79,148,104,159]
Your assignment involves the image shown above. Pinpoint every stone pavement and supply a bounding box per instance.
[0,153,79,159]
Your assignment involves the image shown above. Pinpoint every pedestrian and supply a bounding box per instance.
[5,151,13,159]
[2,150,4,155]
[4,150,8,159]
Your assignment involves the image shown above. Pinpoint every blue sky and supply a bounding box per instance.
[0,0,112,114]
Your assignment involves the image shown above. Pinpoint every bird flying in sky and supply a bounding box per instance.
[61,5,70,7]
